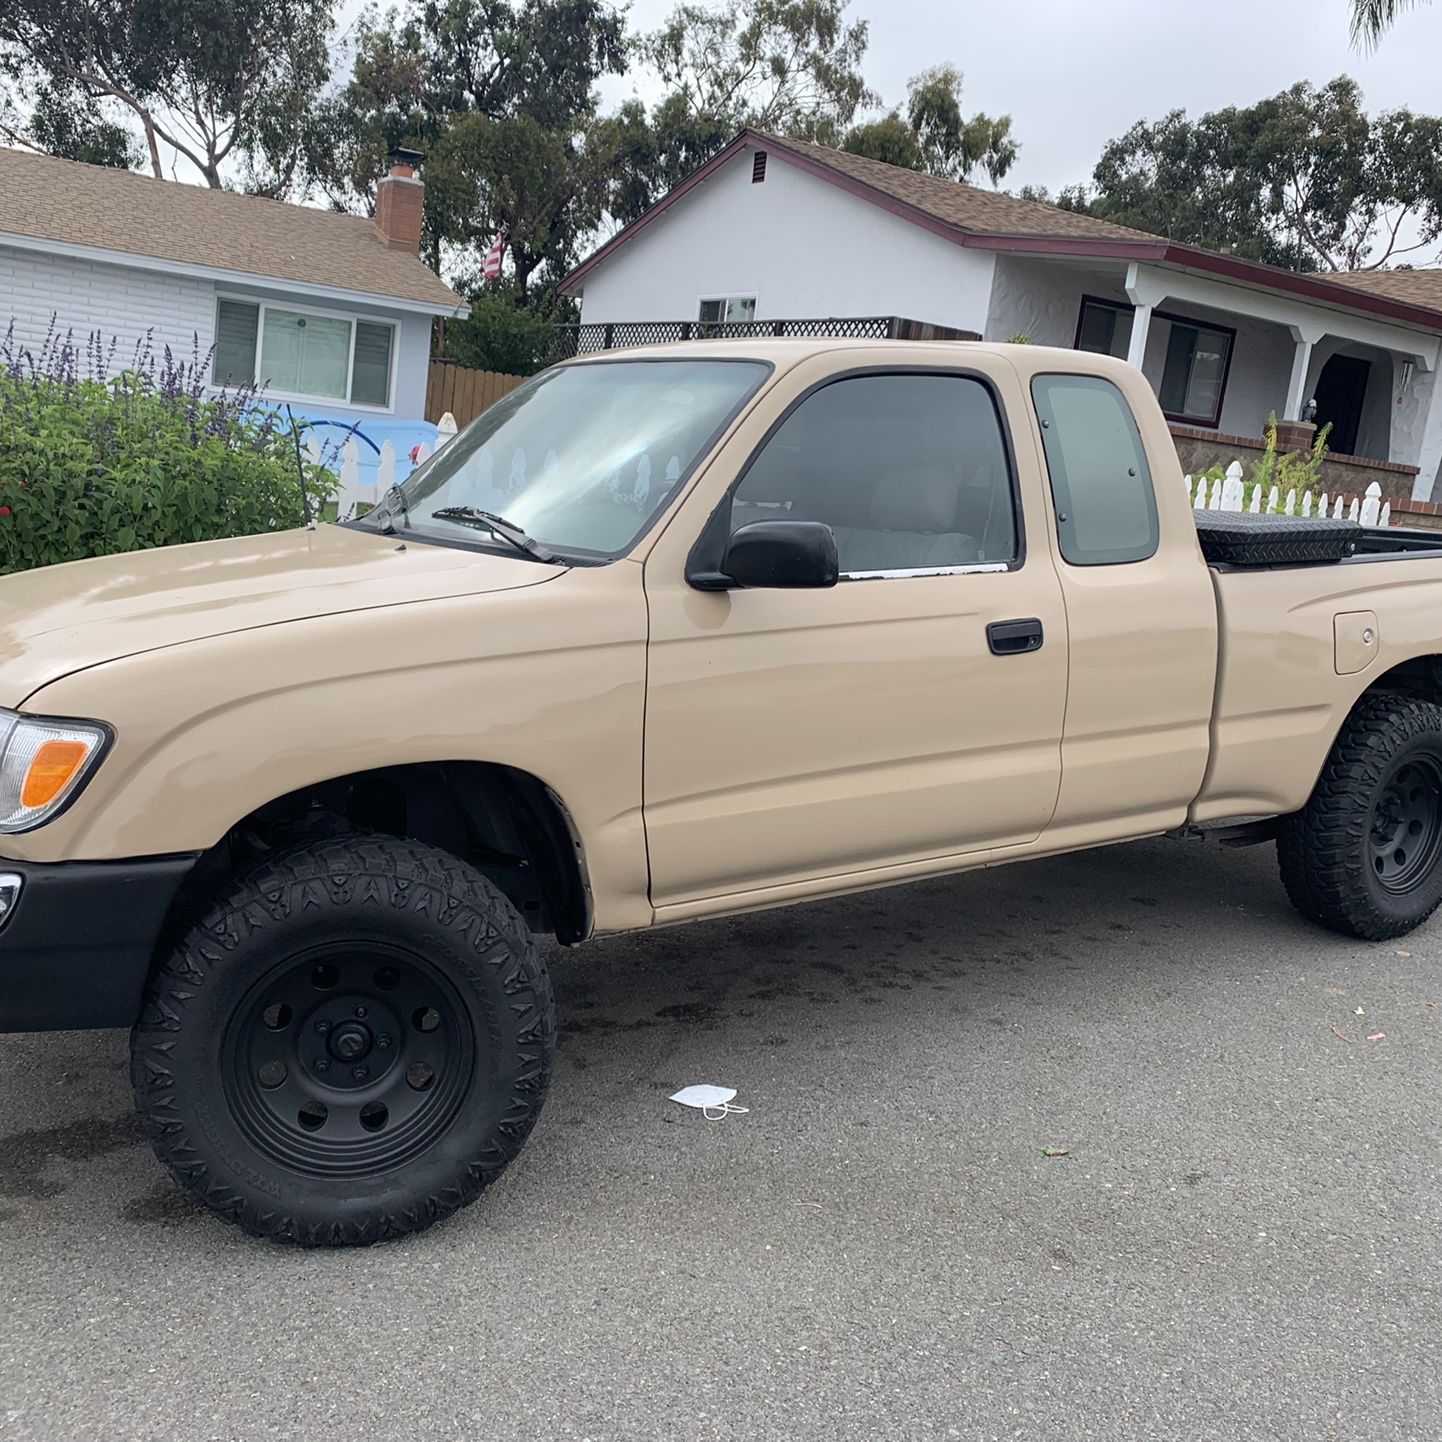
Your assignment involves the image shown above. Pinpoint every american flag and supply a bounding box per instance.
[482,232,505,282]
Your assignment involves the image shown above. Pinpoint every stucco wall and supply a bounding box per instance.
[0,244,433,422]
[1414,372,1442,501]
[1298,338,1396,464]
[576,151,998,333]
[983,255,1131,347]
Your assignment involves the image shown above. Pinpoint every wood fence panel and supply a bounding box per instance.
[425,361,527,428]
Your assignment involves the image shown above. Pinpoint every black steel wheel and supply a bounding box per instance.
[223,942,476,1179]
[1280,694,1442,940]
[1367,754,1442,895]
[132,835,554,1245]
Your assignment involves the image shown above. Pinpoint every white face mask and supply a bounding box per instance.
[669,1084,749,1120]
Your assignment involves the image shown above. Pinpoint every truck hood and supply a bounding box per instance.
[0,524,560,703]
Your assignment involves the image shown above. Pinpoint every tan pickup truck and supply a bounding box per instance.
[3,338,1442,1245]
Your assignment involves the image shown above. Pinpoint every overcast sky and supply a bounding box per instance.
[592,0,1442,196]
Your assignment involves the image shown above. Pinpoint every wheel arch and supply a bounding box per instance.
[1295,653,1442,808]
[1356,653,1442,709]
[177,760,592,946]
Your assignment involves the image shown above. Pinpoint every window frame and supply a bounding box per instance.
[1151,308,1236,429]
[697,294,759,326]
[1072,295,1133,358]
[1030,370,1160,568]
[211,295,400,413]
[687,364,1028,585]
[1071,297,1238,430]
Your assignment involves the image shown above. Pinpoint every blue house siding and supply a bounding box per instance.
[0,243,438,427]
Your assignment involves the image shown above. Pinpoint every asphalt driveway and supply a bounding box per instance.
[0,837,1438,1442]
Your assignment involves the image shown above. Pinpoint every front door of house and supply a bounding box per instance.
[1313,354,1371,457]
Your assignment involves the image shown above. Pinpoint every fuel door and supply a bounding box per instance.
[1335,610,1379,676]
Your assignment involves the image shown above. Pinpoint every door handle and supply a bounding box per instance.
[987,617,1044,656]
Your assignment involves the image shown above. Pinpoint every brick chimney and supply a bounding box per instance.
[374,148,425,254]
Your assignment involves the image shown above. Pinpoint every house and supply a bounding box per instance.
[562,131,1442,507]
[0,147,465,451]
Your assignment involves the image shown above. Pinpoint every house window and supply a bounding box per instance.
[211,299,396,408]
[1155,313,1234,428]
[698,296,757,324]
[1074,297,1132,360]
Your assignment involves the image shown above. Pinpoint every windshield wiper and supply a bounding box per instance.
[429,506,561,564]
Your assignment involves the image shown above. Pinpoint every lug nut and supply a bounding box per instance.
[315,1058,330,1073]
[354,1006,368,1019]
[314,1020,331,1035]
[352,1065,369,1081]
[377,1035,392,1050]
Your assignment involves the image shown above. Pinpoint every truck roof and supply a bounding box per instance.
[562,337,1100,368]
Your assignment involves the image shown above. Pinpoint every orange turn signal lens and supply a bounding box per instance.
[20,740,91,809]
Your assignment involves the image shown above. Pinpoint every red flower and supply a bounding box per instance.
[0,506,11,518]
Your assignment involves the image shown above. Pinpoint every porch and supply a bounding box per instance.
[983,255,1442,503]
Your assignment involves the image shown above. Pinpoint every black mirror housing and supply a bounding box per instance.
[696,520,840,590]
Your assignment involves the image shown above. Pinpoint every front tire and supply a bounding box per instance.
[131,835,554,1245]
[1278,694,1442,940]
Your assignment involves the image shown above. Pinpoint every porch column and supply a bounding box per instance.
[1284,322,1326,420]
[1284,340,1313,421]
[1126,304,1152,372]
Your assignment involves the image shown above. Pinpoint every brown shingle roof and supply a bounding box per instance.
[563,129,1442,335]
[753,131,1159,243]
[1329,268,1442,310]
[0,146,463,312]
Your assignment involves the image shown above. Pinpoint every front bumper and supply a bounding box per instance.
[0,855,197,1032]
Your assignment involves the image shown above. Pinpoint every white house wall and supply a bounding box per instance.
[1414,373,1442,500]
[576,152,997,332]
[983,255,1130,347]
[0,244,432,422]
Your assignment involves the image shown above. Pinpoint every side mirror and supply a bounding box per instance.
[707,520,839,590]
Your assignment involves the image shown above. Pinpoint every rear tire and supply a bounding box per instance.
[1278,693,1442,940]
[131,834,554,1245]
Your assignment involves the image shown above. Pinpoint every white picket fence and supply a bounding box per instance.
[1186,460,1389,527]
[326,410,459,518]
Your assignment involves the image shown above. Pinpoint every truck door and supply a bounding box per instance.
[641,359,1069,917]
[1027,369,1218,841]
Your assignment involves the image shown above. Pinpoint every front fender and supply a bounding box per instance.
[6,565,654,934]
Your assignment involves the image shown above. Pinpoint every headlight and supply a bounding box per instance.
[0,710,111,832]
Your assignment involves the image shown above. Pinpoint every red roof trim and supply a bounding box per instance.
[560,130,1442,335]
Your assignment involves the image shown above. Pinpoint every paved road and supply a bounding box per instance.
[1,837,1439,1442]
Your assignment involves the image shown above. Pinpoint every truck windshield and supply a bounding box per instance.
[392,359,770,560]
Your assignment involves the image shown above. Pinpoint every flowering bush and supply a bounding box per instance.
[0,320,334,575]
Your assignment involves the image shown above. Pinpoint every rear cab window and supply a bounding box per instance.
[1030,374,1159,566]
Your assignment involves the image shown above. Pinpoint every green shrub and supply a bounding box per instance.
[0,323,334,575]
[1250,412,1333,497]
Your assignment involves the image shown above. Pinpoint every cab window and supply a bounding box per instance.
[728,373,1019,575]
[1031,373,1159,566]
